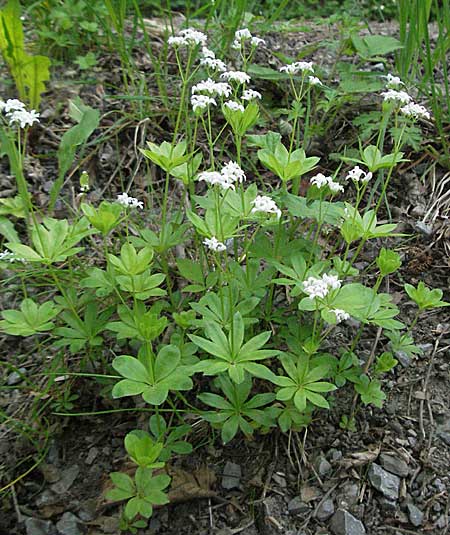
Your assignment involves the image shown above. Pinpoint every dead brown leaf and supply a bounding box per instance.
[339,446,381,468]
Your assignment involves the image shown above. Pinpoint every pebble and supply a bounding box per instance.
[50,465,80,495]
[315,455,332,477]
[368,463,400,501]
[394,350,411,368]
[379,453,409,478]
[288,497,310,515]
[272,472,287,488]
[316,498,334,521]
[56,512,82,535]
[221,461,241,490]
[336,483,359,509]
[7,367,27,385]
[406,503,424,527]
[25,517,54,535]
[436,515,447,529]
[330,509,366,535]
[85,447,98,466]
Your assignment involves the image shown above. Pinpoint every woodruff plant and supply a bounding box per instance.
[1,24,448,529]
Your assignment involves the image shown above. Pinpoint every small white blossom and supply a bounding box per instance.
[384,73,403,89]
[242,89,262,101]
[192,78,232,97]
[332,308,350,323]
[201,47,215,59]
[346,166,372,183]
[303,273,341,300]
[250,36,265,47]
[2,99,26,113]
[381,89,412,105]
[310,173,343,193]
[200,56,227,72]
[7,109,40,128]
[168,27,207,47]
[235,28,252,40]
[280,61,314,75]
[203,236,226,252]
[221,161,246,184]
[251,195,281,218]
[308,76,322,86]
[191,94,217,112]
[224,100,244,112]
[400,102,431,120]
[221,71,251,84]
[116,192,143,209]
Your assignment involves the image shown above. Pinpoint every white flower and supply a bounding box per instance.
[310,173,343,193]
[280,61,314,75]
[308,76,322,86]
[303,273,341,300]
[251,195,281,218]
[192,78,232,97]
[221,71,251,84]
[168,28,207,47]
[400,102,431,120]
[346,166,372,183]
[7,109,40,128]
[332,308,350,323]
[221,161,246,184]
[0,251,25,263]
[381,89,412,105]
[203,236,227,252]
[235,28,252,40]
[250,36,265,47]
[116,192,143,209]
[201,47,215,59]
[200,57,227,72]
[224,100,244,112]
[2,99,26,113]
[385,73,403,89]
[242,89,262,101]
[191,94,217,112]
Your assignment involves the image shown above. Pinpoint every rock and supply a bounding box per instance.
[36,490,59,507]
[436,515,447,529]
[288,497,310,515]
[55,512,82,535]
[433,478,446,492]
[330,509,366,535]
[316,498,334,521]
[272,472,287,488]
[50,465,79,495]
[336,483,359,509]
[368,463,400,501]
[221,461,241,490]
[406,503,424,527]
[329,449,343,462]
[78,499,97,522]
[25,517,54,535]
[436,418,450,447]
[40,464,61,484]
[85,447,98,466]
[7,367,27,385]
[379,453,409,478]
[394,350,411,368]
[416,343,433,353]
[379,498,397,512]
[315,455,332,477]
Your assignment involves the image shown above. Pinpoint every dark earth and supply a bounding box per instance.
[1,16,449,535]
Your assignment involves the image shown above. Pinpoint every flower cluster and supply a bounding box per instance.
[332,308,350,323]
[203,236,226,252]
[224,100,244,112]
[400,102,431,120]
[242,89,262,101]
[221,71,251,84]
[346,166,372,183]
[191,94,216,112]
[231,28,265,50]
[280,61,314,75]
[198,161,246,190]
[308,76,322,86]
[381,89,412,105]
[384,73,403,89]
[199,47,227,72]
[303,273,341,300]
[0,251,25,263]
[0,99,40,128]
[168,28,207,48]
[192,78,232,97]
[251,195,281,219]
[116,192,143,209]
[310,173,344,193]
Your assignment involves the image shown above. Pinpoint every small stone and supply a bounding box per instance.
[56,512,82,535]
[394,350,411,368]
[36,490,59,507]
[221,461,241,490]
[40,464,61,484]
[288,497,310,515]
[379,453,409,478]
[25,517,54,535]
[50,465,79,495]
[329,449,343,462]
[272,472,287,488]
[7,367,27,385]
[436,515,447,529]
[85,447,98,466]
[416,343,433,353]
[434,479,446,492]
[406,503,424,527]
[316,498,334,521]
[379,498,397,512]
[368,463,400,501]
[315,456,332,477]
[330,509,366,535]
[337,483,359,509]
